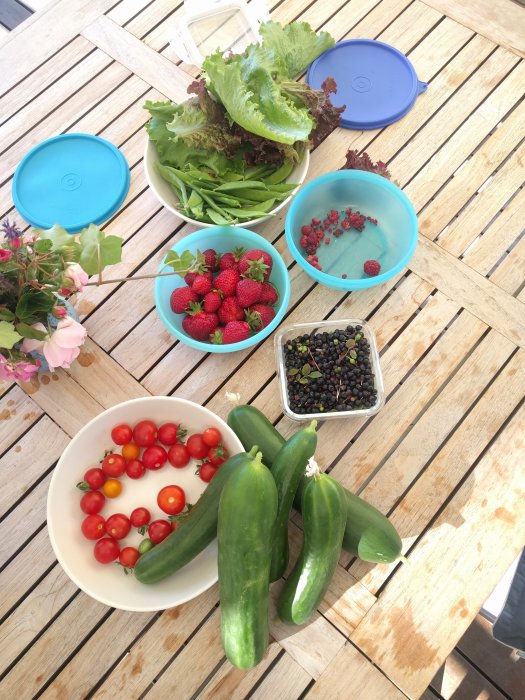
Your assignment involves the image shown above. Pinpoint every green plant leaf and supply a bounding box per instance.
[0,309,15,322]
[78,224,123,276]
[15,322,47,340]
[33,239,53,254]
[309,371,322,378]
[301,363,312,376]
[0,321,23,350]
[15,291,55,322]
[288,368,299,376]
[345,338,356,349]
[297,376,309,384]
[33,224,72,249]
[164,249,195,276]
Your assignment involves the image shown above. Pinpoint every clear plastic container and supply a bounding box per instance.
[170,0,270,66]
[274,319,384,422]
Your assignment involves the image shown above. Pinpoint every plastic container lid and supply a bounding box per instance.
[306,39,428,130]
[169,0,269,66]
[12,133,130,233]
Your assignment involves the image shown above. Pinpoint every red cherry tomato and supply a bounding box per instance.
[80,490,106,515]
[125,458,145,479]
[133,420,158,447]
[202,427,221,448]
[207,445,228,466]
[105,513,131,540]
[167,444,190,468]
[148,519,172,544]
[119,547,140,568]
[157,485,186,515]
[186,434,208,460]
[157,422,185,446]
[130,507,151,528]
[198,462,218,483]
[111,423,133,445]
[83,467,106,490]
[94,537,120,563]
[142,445,168,471]
[81,514,106,540]
[101,453,126,477]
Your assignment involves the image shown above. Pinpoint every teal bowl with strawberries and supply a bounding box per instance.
[155,227,291,353]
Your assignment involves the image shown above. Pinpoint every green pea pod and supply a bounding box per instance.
[264,159,294,184]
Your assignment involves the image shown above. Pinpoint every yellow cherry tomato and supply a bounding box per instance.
[122,442,140,460]
[102,478,122,498]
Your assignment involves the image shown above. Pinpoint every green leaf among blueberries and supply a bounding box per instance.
[288,363,322,385]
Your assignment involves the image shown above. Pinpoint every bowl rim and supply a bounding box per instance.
[274,318,385,421]
[154,226,291,353]
[284,169,418,290]
[46,396,245,612]
[144,138,310,228]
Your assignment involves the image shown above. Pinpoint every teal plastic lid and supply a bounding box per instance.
[12,134,130,233]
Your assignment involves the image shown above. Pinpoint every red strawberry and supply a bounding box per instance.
[191,274,213,296]
[238,249,272,280]
[203,291,222,313]
[209,327,224,344]
[182,310,219,341]
[222,321,251,344]
[214,268,240,298]
[218,297,245,324]
[170,286,199,314]
[236,278,262,307]
[246,304,276,331]
[203,248,219,271]
[259,281,278,305]
[219,247,245,271]
[184,272,197,286]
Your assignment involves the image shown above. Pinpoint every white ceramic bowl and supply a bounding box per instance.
[143,138,310,228]
[47,396,244,611]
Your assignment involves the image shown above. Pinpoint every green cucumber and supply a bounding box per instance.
[218,451,278,669]
[269,420,317,582]
[228,406,403,563]
[227,405,285,468]
[277,466,346,625]
[135,448,257,584]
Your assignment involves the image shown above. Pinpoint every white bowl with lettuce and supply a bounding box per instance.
[144,21,344,229]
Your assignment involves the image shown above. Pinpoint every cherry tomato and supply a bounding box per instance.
[119,547,140,568]
[102,453,126,477]
[133,420,158,447]
[142,445,168,471]
[105,513,131,539]
[207,445,228,466]
[130,507,151,528]
[148,519,172,544]
[83,467,106,490]
[125,458,145,479]
[186,434,208,460]
[158,422,186,446]
[202,427,221,448]
[81,514,106,540]
[94,537,120,563]
[157,485,186,515]
[122,442,140,460]
[80,490,106,515]
[111,423,133,445]
[102,478,122,498]
[138,538,154,554]
[167,444,190,468]
[198,462,218,483]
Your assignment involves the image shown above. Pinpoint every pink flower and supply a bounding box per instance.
[21,317,87,370]
[0,355,40,382]
[63,263,89,292]
[53,305,67,318]
[0,249,13,262]
[0,354,16,381]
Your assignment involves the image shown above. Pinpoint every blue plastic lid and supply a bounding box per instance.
[307,39,428,130]
[12,133,130,233]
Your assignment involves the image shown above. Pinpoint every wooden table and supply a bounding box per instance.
[1,0,524,698]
